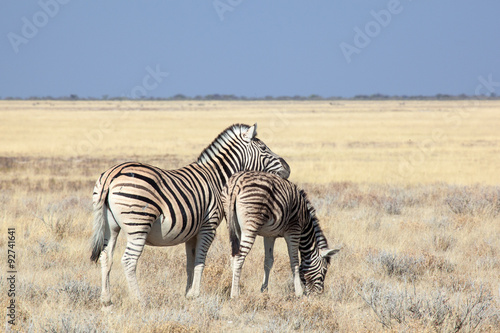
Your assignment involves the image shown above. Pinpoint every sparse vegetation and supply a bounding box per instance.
[1,101,499,332]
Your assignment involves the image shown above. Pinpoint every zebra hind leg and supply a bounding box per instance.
[185,237,197,295]
[100,210,121,309]
[121,231,149,305]
[261,237,276,293]
[231,231,258,299]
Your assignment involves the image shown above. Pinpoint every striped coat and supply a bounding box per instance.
[90,124,290,306]
[222,171,339,298]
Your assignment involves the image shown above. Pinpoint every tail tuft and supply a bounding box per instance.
[224,179,242,257]
[230,228,240,257]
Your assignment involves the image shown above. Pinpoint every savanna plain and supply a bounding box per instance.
[1,100,499,332]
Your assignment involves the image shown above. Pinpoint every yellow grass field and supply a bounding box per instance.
[1,100,499,332]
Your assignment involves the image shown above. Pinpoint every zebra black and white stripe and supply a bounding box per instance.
[222,171,339,298]
[90,124,290,307]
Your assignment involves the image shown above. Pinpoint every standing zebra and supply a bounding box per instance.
[222,171,339,298]
[90,124,290,307]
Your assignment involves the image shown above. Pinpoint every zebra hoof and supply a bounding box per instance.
[185,289,200,299]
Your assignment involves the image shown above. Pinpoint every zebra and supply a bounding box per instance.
[90,124,290,307]
[221,171,340,298]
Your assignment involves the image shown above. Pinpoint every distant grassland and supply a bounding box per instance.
[1,100,499,332]
[2,99,499,184]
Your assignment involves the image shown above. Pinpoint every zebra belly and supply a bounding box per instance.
[145,215,199,246]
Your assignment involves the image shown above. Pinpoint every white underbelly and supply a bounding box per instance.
[146,215,197,246]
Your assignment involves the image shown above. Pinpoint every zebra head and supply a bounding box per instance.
[299,247,339,294]
[241,124,290,179]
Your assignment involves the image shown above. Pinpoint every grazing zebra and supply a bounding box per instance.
[90,124,290,307]
[222,171,340,298]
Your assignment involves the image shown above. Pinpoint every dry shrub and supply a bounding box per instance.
[420,252,455,274]
[445,186,500,217]
[337,186,364,210]
[327,274,357,304]
[203,234,233,298]
[203,263,232,299]
[0,156,15,170]
[60,280,101,307]
[135,322,201,333]
[231,294,339,332]
[19,282,49,307]
[305,182,437,216]
[37,314,105,333]
[358,279,495,331]
[433,232,456,252]
[381,196,404,215]
[367,251,454,282]
[367,251,424,282]
[30,196,90,240]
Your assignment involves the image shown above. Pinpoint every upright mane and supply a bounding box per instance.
[197,123,251,164]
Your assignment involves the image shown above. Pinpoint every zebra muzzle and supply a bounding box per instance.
[277,158,291,179]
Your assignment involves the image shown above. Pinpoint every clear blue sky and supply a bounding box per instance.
[1,1,500,98]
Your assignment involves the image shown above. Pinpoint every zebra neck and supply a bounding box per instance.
[196,124,250,191]
[299,241,322,272]
[312,220,329,250]
[196,155,243,192]
[299,219,320,261]
[299,210,328,262]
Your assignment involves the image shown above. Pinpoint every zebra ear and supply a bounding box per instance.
[320,247,340,259]
[243,123,257,142]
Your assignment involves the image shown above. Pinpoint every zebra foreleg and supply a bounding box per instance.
[285,234,304,297]
[261,236,276,293]
[186,227,216,299]
[121,235,148,305]
[185,237,197,295]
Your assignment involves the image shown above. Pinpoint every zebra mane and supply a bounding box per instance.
[197,123,251,164]
[299,189,330,251]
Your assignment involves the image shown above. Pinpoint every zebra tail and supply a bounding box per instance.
[227,185,241,257]
[90,178,109,263]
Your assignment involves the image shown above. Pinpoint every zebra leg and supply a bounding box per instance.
[185,237,197,295]
[121,232,149,304]
[285,235,304,297]
[100,213,120,308]
[186,226,216,299]
[261,237,276,293]
[231,232,257,299]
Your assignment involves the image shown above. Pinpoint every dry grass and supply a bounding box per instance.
[1,100,499,332]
